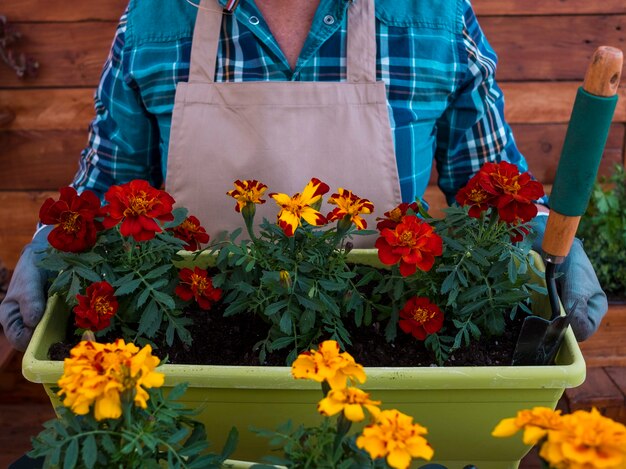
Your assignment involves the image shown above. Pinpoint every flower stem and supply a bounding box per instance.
[333,412,352,455]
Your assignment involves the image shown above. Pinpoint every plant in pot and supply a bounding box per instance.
[251,340,435,469]
[22,162,585,469]
[28,338,238,469]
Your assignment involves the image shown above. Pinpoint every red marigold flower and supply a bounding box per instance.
[477,162,545,224]
[226,179,268,213]
[376,202,420,232]
[39,187,102,253]
[175,267,222,310]
[169,215,210,251]
[399,297,444,340]
[375,215,443,277]
[73,281,118,332]
[327,188,374,230]
[455,177,497,218]
[101,180,175,241]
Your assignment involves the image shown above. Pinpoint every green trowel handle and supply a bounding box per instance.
[542,46,623,260]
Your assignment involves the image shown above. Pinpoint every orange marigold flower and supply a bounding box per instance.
[175,267,222,310]
[375,215,443,277]
[492,407,564,446]
[170,215,210,251]
[356,409,434,469]
[102,179,175,241]
[57,340,164,421]
[477,161,545,224]
[317,386,381,422]
[399,297,444,340]
[226,179,268,213]
[376,202,420,232]
[270,178,329,236]
[291,340,366,390]
[39,186,101,253]
[540,408,626,469]
[74,281,118,332]
[327,188,374,230]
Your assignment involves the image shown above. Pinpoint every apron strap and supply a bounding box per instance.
[189,0,377,84]
[189,0,223,83]
[347,0,377,83]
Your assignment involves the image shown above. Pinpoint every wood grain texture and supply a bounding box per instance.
[0,130,84,190]
[514,124,625,183]
[564,367,625,421]
[2,0,128,22]
[580,303,626,367]
[0,22,117,88]
[0,89,94,131]
[481,15,626,82]
[474,0,626,16]
[500,83,626,124]
[0,191,54,269]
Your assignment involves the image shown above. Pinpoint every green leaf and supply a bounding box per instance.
[81,435,97,469]
[441,271,456,294]
[299,308,316,333]
[114,278,142,296]
[164,207,189,228]
[220,427,239,459]
[265,300,288,317]
[167,428,190,445]
[138,300,162,338]
[64,438,79,469]
[279,311,292,334]
[317,279,346,291]
[74,266,103,283]
[143,264,174,280]
[152,290,176,310]
[101,434,116,455]
[269,336,294,350]
[136,286,151,308]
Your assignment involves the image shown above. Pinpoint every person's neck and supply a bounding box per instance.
[254,0,321,70]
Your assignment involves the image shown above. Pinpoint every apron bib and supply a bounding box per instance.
[166,0,402,247]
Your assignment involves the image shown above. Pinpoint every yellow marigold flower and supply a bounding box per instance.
[539,408,626,469]
[492,406,564,445]
[270,178,329,236]
[356,409,434,469]
[317,386,381,422]
[291,340,366,389]
[226,179,268,213]
[327,188,374,230]
[57,340,165,421]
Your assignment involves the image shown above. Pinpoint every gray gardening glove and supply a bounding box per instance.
[0,226,54,351]
[530,215,608,341]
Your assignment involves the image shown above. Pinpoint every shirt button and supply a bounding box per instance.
[323,15,335,25]
[249,16,260,25]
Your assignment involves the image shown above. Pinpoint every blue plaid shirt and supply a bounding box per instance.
[73,0,530,206]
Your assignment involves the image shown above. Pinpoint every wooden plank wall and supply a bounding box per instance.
[0,1,625,269]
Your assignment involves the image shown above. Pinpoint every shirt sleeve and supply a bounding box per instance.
[71,8,162,199]
[434,0,531,206]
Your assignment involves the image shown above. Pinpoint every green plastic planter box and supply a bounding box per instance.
[22,250,586,469]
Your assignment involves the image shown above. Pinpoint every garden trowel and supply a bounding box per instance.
[512,46,623,366]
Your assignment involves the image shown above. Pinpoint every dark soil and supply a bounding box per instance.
[49,302,525,367]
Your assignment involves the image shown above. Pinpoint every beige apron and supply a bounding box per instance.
[166,0,402,247]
